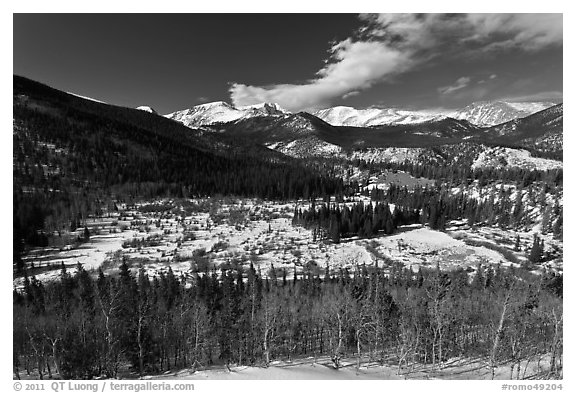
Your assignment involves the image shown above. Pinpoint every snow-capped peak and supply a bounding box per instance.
[448,101,555,127]
[165,101,289,128]
[238,102,287,113]
[194,101,232,109]
[165,99,559,130]
[314,106,448,127]
[136,105,157,114]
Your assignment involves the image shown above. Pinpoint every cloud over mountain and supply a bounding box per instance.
[229,13,562,112]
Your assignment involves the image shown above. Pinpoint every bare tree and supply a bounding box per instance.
[490,287,513,380]
[259,293,280,367]
[96,284,123,378]
[548,307,563,378]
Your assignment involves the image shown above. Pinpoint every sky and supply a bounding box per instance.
[13,13,562,114]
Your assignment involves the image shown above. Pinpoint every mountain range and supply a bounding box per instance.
[314,106,447,127]
[13,75,563,171]
[165,101,287,128]
[163,100,558,129]
[191,102,563,158]
[448,101,556,127]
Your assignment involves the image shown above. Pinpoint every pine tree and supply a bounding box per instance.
[329,214,341,243]
[116,259,139,367]
[528,235,543,266]
[541,204,552,234]
[384,205,395,235]
[291,206,299,226]
[269,264,278,286]
[472,264,484,290]
[552,216,563,240]
[363,216,373,238]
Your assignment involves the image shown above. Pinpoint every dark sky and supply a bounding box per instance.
[14,13,563,114]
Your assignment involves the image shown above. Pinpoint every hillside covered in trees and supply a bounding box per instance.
[13,75,346,270]
[14,260,562,379]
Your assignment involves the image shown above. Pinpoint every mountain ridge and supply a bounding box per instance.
[167,99,557,129]
[165,101,288,128]
[449,101,556,127]
[314,105,448,127]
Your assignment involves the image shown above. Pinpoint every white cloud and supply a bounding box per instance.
[230,13,562,111]
[230,40,411,111]
[464,14,562,52]
[438,77,472,95]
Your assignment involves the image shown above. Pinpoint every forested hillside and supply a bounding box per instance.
[13,76,344,269]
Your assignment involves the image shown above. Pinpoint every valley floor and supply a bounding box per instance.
[14,196,563,289]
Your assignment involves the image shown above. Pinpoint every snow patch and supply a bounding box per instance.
[315,106,447,127]
[471,147,562,171]
[136,106,157,114]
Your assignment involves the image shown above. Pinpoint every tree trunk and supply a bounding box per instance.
[356,329,361,370]
[432,333,436,369]
[548,309,562,378]
[49,339,62,379]
[332,312,343,369]
[137,317,144,377]
[438,329,444,369]
[37,355,43,380]
[491,291,511,380]
[13,355,21,380]
[263,330,270,367]
[46,357,52,379]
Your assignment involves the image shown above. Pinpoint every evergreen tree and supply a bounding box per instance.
[329,214,341,244]
[514,235,521,252]
[552,216,563,240]
[528,235,543,266]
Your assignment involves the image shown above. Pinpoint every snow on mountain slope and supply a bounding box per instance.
[482,104,563,142]
[314,106,447,127]
[136,106,157,114]
[266,136,342,159]
[167,100,557,130]
[471,147,562,171]
[313,101,553,128]
[239,102,287,114]
[349,147,443,164]
[450,101,555,127]
[165,101,288,127]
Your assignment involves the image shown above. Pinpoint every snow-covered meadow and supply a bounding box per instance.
[15,194,562,290]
